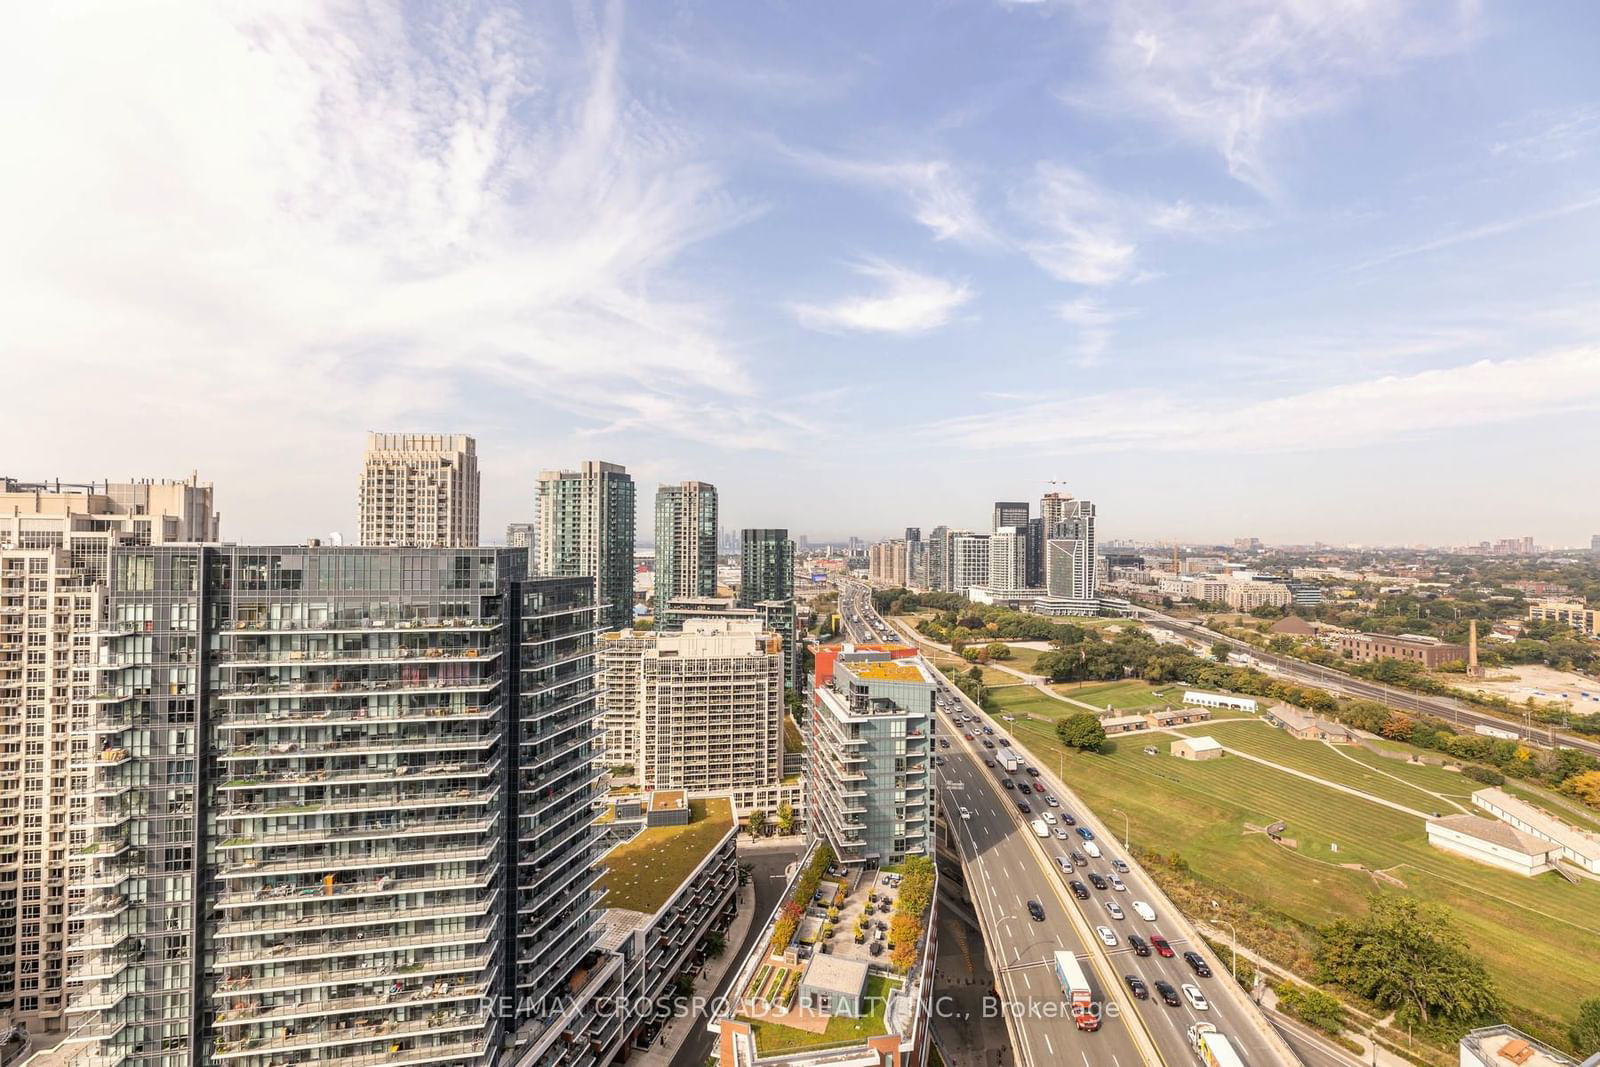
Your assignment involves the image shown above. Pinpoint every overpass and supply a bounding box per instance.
[840,580,1304,1066]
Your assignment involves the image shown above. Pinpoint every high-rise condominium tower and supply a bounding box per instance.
[69,545,604,1067]
[1044,496,1097,600]
[988,526,1028,590]
[537,460,636,630]
[948,532,990,596]
[0,477,218,1043]
[358,432,480,548]
[653,481,718,618]
[738,529,793,606]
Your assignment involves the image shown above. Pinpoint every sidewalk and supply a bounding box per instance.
[630,878,758,1067]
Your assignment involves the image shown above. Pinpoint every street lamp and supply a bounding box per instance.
[1209,901,1238,982]
[1111,808,1130,851]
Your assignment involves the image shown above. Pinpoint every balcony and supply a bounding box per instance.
[217,730,500,762]
[214,813,496,851]
[217,674,502,701]
[216,646,502,668]
[213,702,502,730]
[217,755,502,792]
[212,972,493,1030]
[215,786,498,822]
[213,891,500,940]
[217,841,496,880]
[220,617,502,636]
[212,949,495,998]
[73,894,131,921]
[212,922,495,968]
[211,1007,491,1061]
[215,862,499,910]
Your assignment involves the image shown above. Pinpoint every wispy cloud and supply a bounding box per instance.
[928,348,1600,452]
[786,151,997,245]
[1063,1,1478,194]
[1057,298,1135,366]
[0,2,778,533]
[791,261,973,335]
[1352,191,1600,272]
[1490,103,1600,164]
[1017,164,1137,285]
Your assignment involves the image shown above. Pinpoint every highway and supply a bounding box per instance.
[838,580,1303,1066]
[1130,607,1600,760]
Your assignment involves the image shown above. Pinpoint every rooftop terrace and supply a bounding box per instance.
[598,796,733,914]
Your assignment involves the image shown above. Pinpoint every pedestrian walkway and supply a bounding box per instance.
[630,877,757,1067]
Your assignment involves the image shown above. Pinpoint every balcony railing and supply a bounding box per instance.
[217,731,500,761]
[212,973,492,1030]
[217,675,502,701]
[215,786,498,822]
[211,1007,490,1061]
[215,862,499,909]
[213,891,500,940]
[218,841,496,879]
[212,949,495,998]
[215,813,496,851]
[212,922,495,968]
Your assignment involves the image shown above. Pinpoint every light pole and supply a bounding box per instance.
[1209,901,1238,982]
[1111,807,1130,852]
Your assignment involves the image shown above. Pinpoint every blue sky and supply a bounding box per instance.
[4,1,1599,547]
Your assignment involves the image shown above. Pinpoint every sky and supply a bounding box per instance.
[4,1,1599,548]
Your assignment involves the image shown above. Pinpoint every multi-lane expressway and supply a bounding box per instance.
[837,579,1304,1065]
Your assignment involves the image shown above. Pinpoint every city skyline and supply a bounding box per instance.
[5,4,1600,547]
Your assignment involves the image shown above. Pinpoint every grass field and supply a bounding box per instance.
[927,657,1018,688]
[1051,680,1184,710]
[1004,716,1600,1030]
[1165,720,1470,814]
[745,974,900,1054]
[599,798,732,913]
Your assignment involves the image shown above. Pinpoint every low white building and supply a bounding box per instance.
[1458,1024,1593,1067]
[1183,690,1258,713]
[1172,736,1225,761]
[1425,814,1557,877]
[1472,788,1600,874]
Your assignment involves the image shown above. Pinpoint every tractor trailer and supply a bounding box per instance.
[999,747,1021,773]
[1051,951,1100,1031]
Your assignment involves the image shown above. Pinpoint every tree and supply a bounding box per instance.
[746,809,767,838]
[1569,998,1600,1058]
[775,801,795,835]
[986,642,1012,661]
[1318,895,1499,1026]
[1055,713,1107,753]
[888,913,920,973]
[703,931,726,959]
[1211,641,1232,663]
[1562,770,1600,810]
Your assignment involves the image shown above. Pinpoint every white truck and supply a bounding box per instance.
[999,747,1021,773]
[1031,818,1050,839]
[1474,723,1520,741]
[1187,1023,1245,1067]
[1052,951,1100,1031]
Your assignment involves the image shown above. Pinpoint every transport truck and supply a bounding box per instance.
[999,747,1021,773]
[1052,951,1100,1031]
[1187,1023,1245,1067]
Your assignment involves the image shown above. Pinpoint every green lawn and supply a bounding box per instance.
[783,715,804,753]
[1163,720,1466,814]
[993,644,1044,671]
[599,798,733,913]
[1051,680,1184,710]
[1004,716,1600,1030]
[927,658,1018,688]
[746,974,901,1054]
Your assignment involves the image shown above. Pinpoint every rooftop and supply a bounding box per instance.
[801,954,869,997]
[847,660,926,683]
[598,796,734,915]
[1460,1024,1585,1067]
[1179,736,1224,752]
[1430,814,1553,857]
[649,789,687,813]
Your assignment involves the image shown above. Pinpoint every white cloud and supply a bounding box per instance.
[1018,164,1137,285]
[1066,1,1478,194]
[1057,298,1135,366]
[928,347,1600,452]
[0,2,775,536]
[791,262,973,335]
[1352,191,1600,272]
[786,151,997,245]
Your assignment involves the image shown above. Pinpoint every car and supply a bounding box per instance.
[1043,795,1059,807]
[1150,935,1175,958]
[1016,801,1031,814]
[983,726,995,735]
[1026,767,1040,777]
[1042,812,1057,825]
[963,732,974,740]
[935,756,947,766]
[1001,779,1014,790]
[1108,875,1126,892]
[939,738,950,749]
[1131,901,1156,922]
[1053,827,1070,840]
[1069,880,1090,900]
[1055,856,1074,873]
[1182,984,1209,1010]
[1111,858,1130,873]
[1027,900,1045,922]
[1095,926,1118,948]
[1060,811,1077,826]
[1069,851,1086,867]
[983,758,996,768]
[1125,975,1149,1000]
[1183,951,1212,978]
[982,739,995,749]
[959,806,971,821]
[1076,827,1095,841]
[1104,901,1125,921]
[1016,783,1031,794]
[1127,933,1150,957]
[1087,873,1107,890]
[1154,980,1181,1007]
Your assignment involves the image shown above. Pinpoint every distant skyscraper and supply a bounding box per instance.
[1045,497,1097,600]
[740,528,794,605]
[904,527,921,544]
[988,526,1028,589]
[1039,490,1073,535]
[1592,533,1600,555]
[654,481,719,617]
[0,476,218,1041]
[949,532,990,596]
[358,431,480,547]
[538,460,636,629]
[506,520,537,572]
[927,524,950,591]
[992,501,1028,532]
[1025,516,1044,588]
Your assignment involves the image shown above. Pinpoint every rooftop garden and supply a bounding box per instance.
[747,973,901,1055]
[597,797,732,914]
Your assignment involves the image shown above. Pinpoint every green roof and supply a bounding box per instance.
[599,797,733,914]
